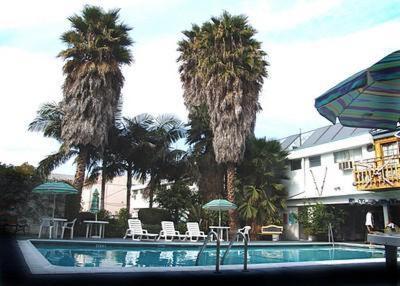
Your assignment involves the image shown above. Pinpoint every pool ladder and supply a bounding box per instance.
[195,229,248,273]
[328,223,335,246]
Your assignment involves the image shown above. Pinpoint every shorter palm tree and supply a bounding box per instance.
[237,137,288,234]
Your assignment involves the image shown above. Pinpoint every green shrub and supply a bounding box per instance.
[139,208,172,225]
[142,224,161,234]
[296,203,345,237]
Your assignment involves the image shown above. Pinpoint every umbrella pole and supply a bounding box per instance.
[219,210,221,227]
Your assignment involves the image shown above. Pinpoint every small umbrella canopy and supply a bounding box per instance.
[90,189,100,221]
[203,199,237,227]
[32,182,78,219]
[315,50,400,130]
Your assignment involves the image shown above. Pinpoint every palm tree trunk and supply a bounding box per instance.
[226,162,238,231]
[149,188,154,209]
[67,146,88,218]
[148,178,155,209]
[199,158,224,201]
[126,162,132,214]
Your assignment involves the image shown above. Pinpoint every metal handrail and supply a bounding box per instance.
[328,223,335,246]
[195,230,220,272]
[221,231,248,271]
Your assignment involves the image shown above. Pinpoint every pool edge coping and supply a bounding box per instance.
[18,239,388,275]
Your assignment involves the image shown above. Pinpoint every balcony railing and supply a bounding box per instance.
[353,156,400,191]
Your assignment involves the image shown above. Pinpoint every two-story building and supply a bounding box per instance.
[281,123,400,241]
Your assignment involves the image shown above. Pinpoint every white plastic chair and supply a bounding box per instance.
[158,221,186,241]
[237,226,251,242]
[123,219,158,241]
[61,218,77,239]
[38,218,54,238]
[185,222,207,242]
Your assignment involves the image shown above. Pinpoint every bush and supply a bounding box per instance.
[142,224,161,234]
[139,208,172,225]
[296,203,345,238]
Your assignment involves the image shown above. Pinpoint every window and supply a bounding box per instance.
[334,148,362,163]
[290,159,302,171]
[382,142,400,164]
[309,156,321,168]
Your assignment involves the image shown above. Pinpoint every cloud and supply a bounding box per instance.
[255,19,400,139]
[121,35,187,121]
[0,47,63,166]
[0,0,183,30]
[1,1,399,175]
[240,0,343,33]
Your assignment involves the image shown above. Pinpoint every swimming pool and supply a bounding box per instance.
[29,241,385,268]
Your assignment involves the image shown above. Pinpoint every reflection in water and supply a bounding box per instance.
[37,245,385,268]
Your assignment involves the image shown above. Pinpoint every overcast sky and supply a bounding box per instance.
[1,0,400,175]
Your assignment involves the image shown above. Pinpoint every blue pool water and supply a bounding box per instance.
[34,243,385,268]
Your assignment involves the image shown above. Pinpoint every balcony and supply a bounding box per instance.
[353,156,400,191]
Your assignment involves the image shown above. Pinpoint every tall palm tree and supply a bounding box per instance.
[58,6,133,214]
[178,11,268,229]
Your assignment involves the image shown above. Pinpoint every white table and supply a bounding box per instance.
[209,226,230,241]
[368,233,400,273]
[40,218,67,239]
[84,220,109,238]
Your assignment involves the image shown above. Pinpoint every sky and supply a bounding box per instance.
[1,0,400,175]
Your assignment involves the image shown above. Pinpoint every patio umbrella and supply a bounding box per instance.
[202,199,237,227]
[32,182,78,219]
[315,50,400,130]
[90,189,100,221]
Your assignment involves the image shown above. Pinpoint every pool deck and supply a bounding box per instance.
[1,234,399,286]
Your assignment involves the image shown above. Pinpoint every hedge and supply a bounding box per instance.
[138,208,172,225]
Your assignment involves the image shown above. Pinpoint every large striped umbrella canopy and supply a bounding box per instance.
[32,182,78,219]
[315,51,400,130]
[90,189,100,220]
[203,199,237,227]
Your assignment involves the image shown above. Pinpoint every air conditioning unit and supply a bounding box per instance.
[338,161,353,170]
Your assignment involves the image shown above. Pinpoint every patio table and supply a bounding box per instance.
[368,233,400,274]
[40,218,67,239]
[83,220,109,239]
[209,226,230,241]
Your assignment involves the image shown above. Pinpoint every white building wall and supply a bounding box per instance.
[82,175,152,216]
[286,133,375,204]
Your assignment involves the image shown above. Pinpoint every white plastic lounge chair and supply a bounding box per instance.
[61,218,77,239]
[237,226,251,242]
[123,219,158,241]
[38,217,54,238]
[158,221,186,241]
[185,222,207,242]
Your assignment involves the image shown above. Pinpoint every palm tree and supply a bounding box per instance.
[28,102,78,177]
[142,115,187,208]
[178,11,268,229]
[117,114,154,212]
[59,5,133,204]
[236,137,288,234]
[186,104,225,201]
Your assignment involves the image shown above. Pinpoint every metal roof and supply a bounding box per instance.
[279,123,371,151]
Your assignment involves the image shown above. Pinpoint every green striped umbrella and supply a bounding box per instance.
[315,50,400,130]
[203,199,237,227]
[90,189,100,221]
[32,182,78,219]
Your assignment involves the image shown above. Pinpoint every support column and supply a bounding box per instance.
[385,245,397,275]
[383,204,389,226]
